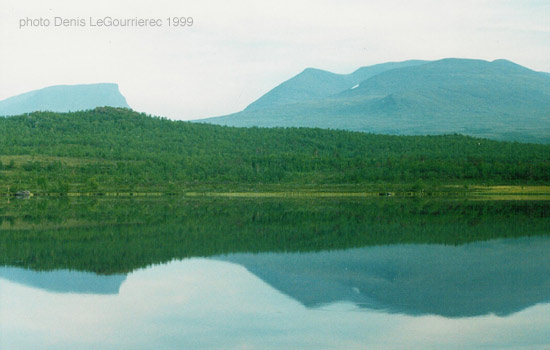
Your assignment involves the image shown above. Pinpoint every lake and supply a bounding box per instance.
[1,197,549,349]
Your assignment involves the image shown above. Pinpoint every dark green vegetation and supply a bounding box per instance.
[0,107,549,194]
[1,197,548,274]
[202,58,550,143]
[0,83,129,116]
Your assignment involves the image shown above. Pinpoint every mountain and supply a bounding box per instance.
[246,60,428,111]
[0,83,130,116]
[201,58,550,143]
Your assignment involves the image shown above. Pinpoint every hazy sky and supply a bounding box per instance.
[1,0,549,120]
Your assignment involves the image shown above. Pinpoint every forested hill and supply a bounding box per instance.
[0,107,548,194]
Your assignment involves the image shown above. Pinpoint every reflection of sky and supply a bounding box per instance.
[1,258,550,350]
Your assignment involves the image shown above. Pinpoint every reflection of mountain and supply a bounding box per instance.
[0,267,126,294]
[218,236,550,317]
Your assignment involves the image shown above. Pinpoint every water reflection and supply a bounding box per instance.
[219,236,550,317]
[2,239,550,349]
[2,237,550,316]
[0,267,126,294]
[1,195,549,349]
[2,198,548,274]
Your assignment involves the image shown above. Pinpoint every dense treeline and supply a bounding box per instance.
[0,107,549,193]
[0,197,548,274]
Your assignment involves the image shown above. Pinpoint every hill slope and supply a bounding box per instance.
[201,59,550,143]
[0,83,130,116]
[0,108,548,193]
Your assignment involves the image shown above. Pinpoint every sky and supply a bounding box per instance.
[0,0,549,120]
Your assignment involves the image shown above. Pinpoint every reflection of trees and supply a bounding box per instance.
[1,197,548,274]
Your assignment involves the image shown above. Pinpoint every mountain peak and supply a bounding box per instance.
[301,67,330,74]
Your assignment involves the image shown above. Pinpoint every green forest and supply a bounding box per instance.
[0,107,549,194]
[1,196,548,274]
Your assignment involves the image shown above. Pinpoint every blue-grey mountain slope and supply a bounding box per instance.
[0,83,130,116]
[246,60,428,111]
[201,58,550,143]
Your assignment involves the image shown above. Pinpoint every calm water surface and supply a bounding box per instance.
[2,236,550,350]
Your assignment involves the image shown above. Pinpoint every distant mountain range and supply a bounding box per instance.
[0,83,130,116]
[200,58,550,143]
